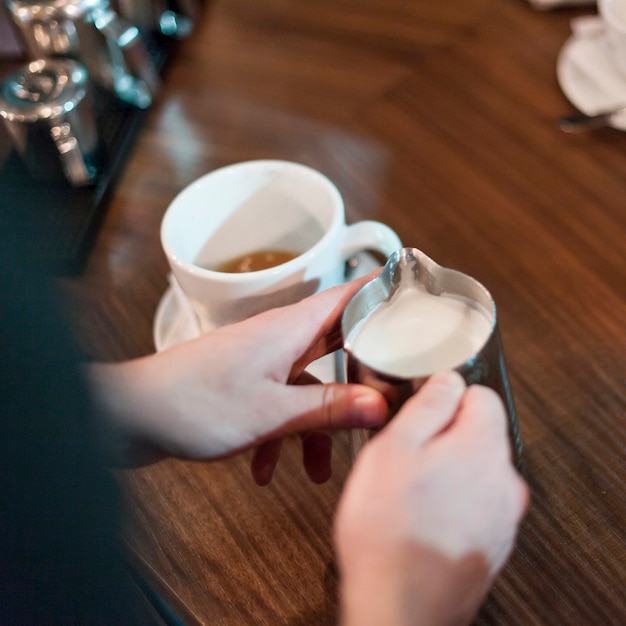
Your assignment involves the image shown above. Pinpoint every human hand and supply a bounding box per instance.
[334,372,529,626]
[90,275,387,484]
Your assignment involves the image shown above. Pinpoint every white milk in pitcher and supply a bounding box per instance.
[347,283,492,378]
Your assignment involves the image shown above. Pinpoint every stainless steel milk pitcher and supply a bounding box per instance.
[111,0,199,39]
[0,58,100,186]
[6,0,159,108]
[342,247,523,465]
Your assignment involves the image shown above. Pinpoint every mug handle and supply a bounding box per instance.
[341,220,402,261]
[50,122,96,187]
[94,9,160,108]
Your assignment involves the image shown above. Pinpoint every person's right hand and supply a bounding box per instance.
[334,372,529,626]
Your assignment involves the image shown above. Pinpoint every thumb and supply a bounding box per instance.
[386,371,466,446]
[274,383,388,435]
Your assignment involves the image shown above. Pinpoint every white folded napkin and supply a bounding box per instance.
[567,40,626,104]
[567,18,626,109]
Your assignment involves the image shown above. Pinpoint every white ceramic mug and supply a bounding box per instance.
[161,160,402,331]
[599,0,626,79]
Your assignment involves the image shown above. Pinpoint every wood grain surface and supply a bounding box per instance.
[3,0,624,623]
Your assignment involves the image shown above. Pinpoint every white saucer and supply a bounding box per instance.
[153,284,198,352]
[153,251,383,383]
[557,17,626,130]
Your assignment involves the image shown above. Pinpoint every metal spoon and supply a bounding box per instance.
[559,106,626,132]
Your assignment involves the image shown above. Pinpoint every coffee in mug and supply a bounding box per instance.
[210,249,300,273]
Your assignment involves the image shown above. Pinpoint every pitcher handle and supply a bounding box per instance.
[94,8,160,108]
[50,122,96,187]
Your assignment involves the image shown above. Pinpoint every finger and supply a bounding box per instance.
[451,385,531,538]
[251,438,283,486]
[301,431,333,483]
[452,385,512,461]
[385,371,466,447]
[239,271,380,376]
[273,383,388,435]
[515,472,531,523]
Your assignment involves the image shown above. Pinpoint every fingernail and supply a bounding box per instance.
[253,464,274,487]
[352,391,387,428]
[430,371,466,395]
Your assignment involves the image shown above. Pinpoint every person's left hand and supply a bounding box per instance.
[90,275,387,484]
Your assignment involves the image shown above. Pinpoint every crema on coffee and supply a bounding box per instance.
[347,284,492,378]
[210,249,299,273]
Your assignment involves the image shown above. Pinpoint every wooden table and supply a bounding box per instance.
[7,0,625,622]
